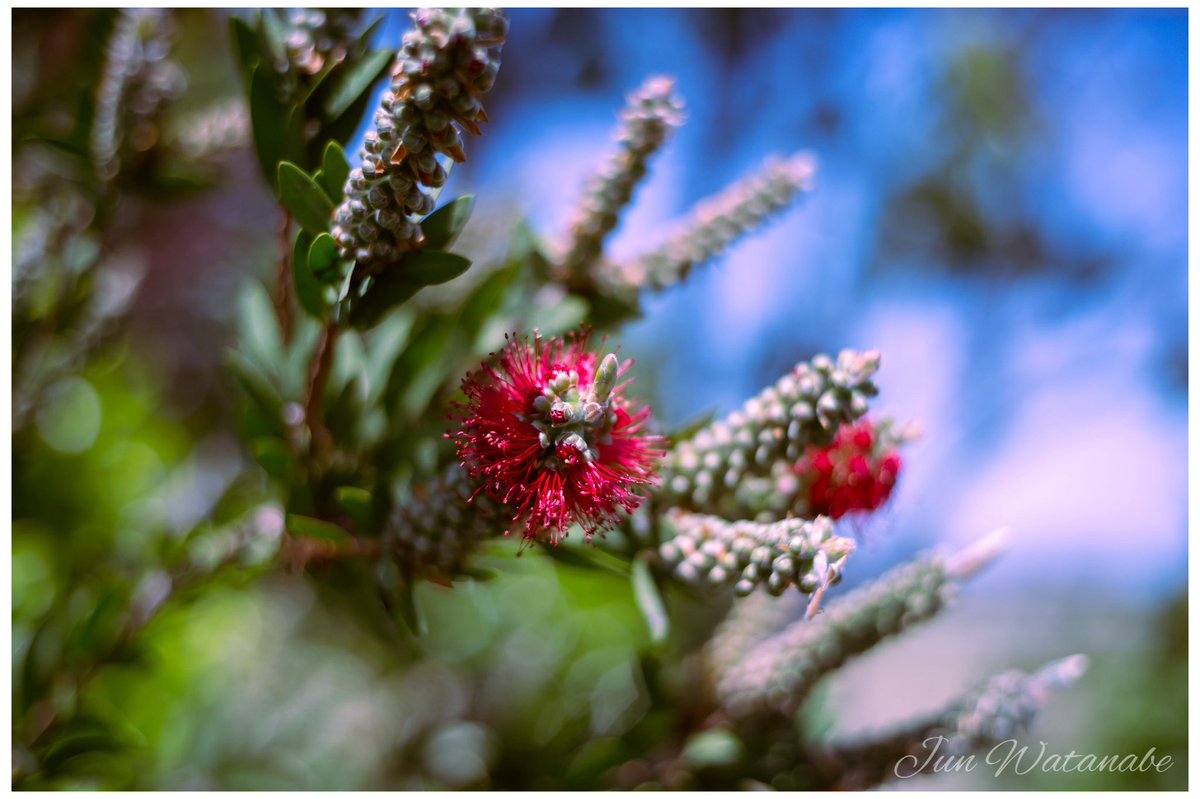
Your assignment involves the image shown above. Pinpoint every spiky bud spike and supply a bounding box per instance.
[558,76,685,288]
[658,510,854,600]
[815,655,1089,789]
[657,350,880,519]
[609,153,817,293]
[333,8,507,269]
[715,532,1005,719]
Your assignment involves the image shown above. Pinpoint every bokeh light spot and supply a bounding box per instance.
[37,376,102,454]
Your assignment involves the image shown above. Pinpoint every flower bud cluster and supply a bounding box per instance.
[559,76,685,285]
[659,350,880,519]
[524,352,623,470]
[332,8,507,269]
[818,656,1089,789]
[386,464,506,579]
[717,553,954,718]
[92,9,186,181]
[279,9,365,77]
[658,510,854,598]
[611,154,816,293]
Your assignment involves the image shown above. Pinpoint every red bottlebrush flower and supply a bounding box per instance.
[451,331,664,545]
[795,419,903,520]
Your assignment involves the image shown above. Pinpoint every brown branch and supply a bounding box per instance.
[274,211,294,345]
[304,321,339,454]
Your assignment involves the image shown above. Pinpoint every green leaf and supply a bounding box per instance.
[321,141,351,203]
[257,8,287,68]
[348,252,470,330]
[538,541,629,577]
[228,16,261,88]
[322,49,394,121]
[249,64,288,189]
[420,195,474,251]
[355,15,385,51]
[334,486,373,528]
[250,437,292,481]
[285,106,308,168]
[400,250,472,286]
[632,553,670,645]
[308,232,346,284]
[227,350,283,427]
[287,514,351,544]
[291,230,331,319]
[348,273,423,330]
[278,162,334,236]
[363,310,415,405]
[325,374,365,445]
[381,314,458,419]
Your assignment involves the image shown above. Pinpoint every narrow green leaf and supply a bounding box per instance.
[258,8,287,68]
[632,553,670,645]
[291,229,330,319]
[348,251,472,331]
[325,374,365,445]
[323,49,394,120]
[381,315,458,419]
[287,514,351,544]
[420,195,474,251]
[249,64,287,189]
[355,15,385,51]
[364,309,415,405]
[308,232,346,284]
[278,162,334,236]
[400,250,472,286]
[348,273,423,330]
[236,280,283,371]
[283,105,307,168]
[321,141,351,203]
[227,350,282,416]
[228,16,261,88]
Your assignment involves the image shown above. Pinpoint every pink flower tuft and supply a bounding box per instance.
[795,419,903,520]
[451,331,663,545]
